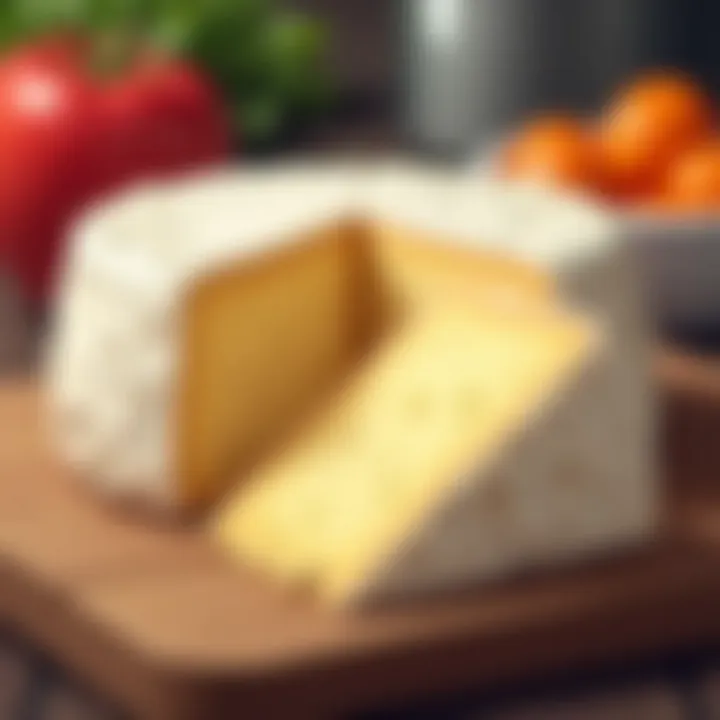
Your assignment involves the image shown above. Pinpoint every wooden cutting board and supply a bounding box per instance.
[1,368,720,720]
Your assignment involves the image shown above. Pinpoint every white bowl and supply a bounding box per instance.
[470,143,720,334]
[624,211,720,333]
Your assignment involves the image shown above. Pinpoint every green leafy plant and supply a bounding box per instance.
[0,0,333,150]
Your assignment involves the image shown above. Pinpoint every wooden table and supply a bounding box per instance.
[2,359,720,720]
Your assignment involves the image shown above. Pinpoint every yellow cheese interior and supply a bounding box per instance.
[177,222,373,509]
[211,304,597,600]
[176,219,558,511]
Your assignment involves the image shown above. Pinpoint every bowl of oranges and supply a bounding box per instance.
[482,70,720,334]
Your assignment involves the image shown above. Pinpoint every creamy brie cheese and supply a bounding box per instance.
[45,160,658,603]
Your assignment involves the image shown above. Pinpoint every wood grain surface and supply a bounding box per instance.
[1,368,720,719]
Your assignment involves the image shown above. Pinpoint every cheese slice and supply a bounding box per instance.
[211,303,634,605]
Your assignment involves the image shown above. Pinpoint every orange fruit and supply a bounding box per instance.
[663,141,720,210]
[501,115,605,195]
[600,70,714,200]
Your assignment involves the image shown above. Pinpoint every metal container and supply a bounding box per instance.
[401,0,683,154]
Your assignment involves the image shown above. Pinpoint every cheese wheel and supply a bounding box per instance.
[46,161,658,603]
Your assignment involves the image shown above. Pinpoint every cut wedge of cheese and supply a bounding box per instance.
[213,303,629,604]
[46,160,659,603]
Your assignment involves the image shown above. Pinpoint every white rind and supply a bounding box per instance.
[47,161,657,519]
[346,329,657,606]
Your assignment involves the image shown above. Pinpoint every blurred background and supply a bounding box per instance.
[5,0,719,154]
[302,0,720,151]
[304,0,720,154]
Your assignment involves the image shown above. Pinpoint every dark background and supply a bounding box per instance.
[290,0,720,143]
